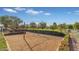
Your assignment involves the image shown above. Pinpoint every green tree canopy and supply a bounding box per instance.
[73,22,79,30]
[67,24,73,29]
[38,22,47,29]
[52,22,58,29]
[0,16,23,29]
[30,22,37,28]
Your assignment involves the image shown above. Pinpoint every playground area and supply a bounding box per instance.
[5,32,63,51]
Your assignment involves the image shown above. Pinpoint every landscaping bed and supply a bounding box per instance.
[0,32,7,51]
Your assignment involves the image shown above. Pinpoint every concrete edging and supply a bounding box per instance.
[2,32,11,51]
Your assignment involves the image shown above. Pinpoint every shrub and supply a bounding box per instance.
[59,34,70,51]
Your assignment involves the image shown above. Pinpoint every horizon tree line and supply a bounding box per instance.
[0,16,79,32]
[26,22,79,30]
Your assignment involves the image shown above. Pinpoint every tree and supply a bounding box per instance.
[73,22,79,30]
[67,24,73,29]
[58,24,63,32]
[13,18,23,29]
[0,16,23,29]
[62,23,67,29]
[0,16,13,29]
[38,22,47,29]
[52,22,58,30]
[25,24,29,29]
[30,22,37,28]
[50,25,54,29]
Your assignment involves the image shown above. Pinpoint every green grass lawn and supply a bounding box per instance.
[0,32,7,50]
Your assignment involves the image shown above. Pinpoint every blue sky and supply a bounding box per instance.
[0,7,79,25]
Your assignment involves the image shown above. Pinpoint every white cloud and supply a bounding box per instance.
[3,8,17,13]
[14,7,26,11]
[67,10,79,15]
[25,9,51,16]
[3,8,52,16]
[25,9,43,15]
[73,10,79,15]
[44,13,51,15]
[39,11,44,13]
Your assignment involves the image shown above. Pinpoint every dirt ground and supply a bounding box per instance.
[5,32,63,51]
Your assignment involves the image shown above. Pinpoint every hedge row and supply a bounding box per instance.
[26,30,65,37]
[4,29,65,37]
